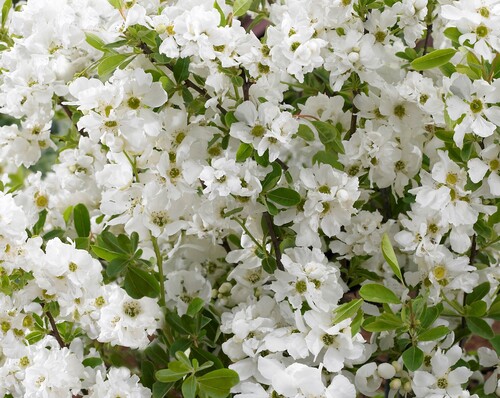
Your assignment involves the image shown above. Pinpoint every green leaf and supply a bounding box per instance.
[236,143,253,162]
[191,347,224,370]
[444,27,461,44]
[359,284,401,304]
[33,209,48,236]
[420,304,443,329]
[261,163,282,192]
[311,120,344,154]
[297,124,315,141]
[174,58,190,83]
[91,245,126,262]
[466,282,490,305]
[466,301,487,317]
[98,54,131,77]
[106,258,129,278]
[152,381,173,398]
[262,256,277,274]
[233,0,252,17]
[312,150,343,170]
[73,203,91,238]
[165,312,192,335]
[197,369,240,398]
[124,266,160,299]
[145,343,169,367]
[187,297,205,317]
[107,0,122,8]
[182,375,197,398]
[1,0,12,27]
[26,331,46,345]
[410,48,457,70]
[333,299,363,324]
[402,346,424,371]
[85,32,106,52]
[466,317,494,339]
[75,237,90,250]
[155,368,189,383]
[381,233,404,284]
[418,325,449,341]
[82,357,103,368]
[363,313,402,332]
[213,1,227,26]
[267,188,301,207]
[490,335,500,356]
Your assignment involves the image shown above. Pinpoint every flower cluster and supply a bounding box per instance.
[0,0,499,397]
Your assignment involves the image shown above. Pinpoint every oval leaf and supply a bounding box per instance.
[197,369,239,398]
[465,281,490,305]
[267,187,301,207]
[403,346,424,371]
[359,283,401,304]
[411,48,457,70]
[381,233,404,285]
[98,53,131,77]
[155,369,189,383]
[418,325,449,342]
[333,299,363,324]
[233,0,252,17]
[466,317,494,339]
[182,375,197,398]
[73,203,91,238]
[124,266,160,299]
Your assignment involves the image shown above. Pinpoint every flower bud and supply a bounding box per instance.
[390,378,402,390]
[378,363,396,379]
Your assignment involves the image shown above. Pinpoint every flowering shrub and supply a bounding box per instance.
[0,0,499,397]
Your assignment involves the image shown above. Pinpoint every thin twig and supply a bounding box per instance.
[263,212,284,271]
[423,24,433,55]
[345,90,359,141]
[275,158,289,171]
[46,310,67,348]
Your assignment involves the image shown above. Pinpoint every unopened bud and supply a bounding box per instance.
[378,363,396,379]
[390,378,401,390]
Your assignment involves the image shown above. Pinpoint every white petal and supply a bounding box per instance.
[448,367,473,386]
[327,375,356,398]
[488,172,500,196]
[471,115,495,137]
[467,158,489,183]
[484,106,500,126]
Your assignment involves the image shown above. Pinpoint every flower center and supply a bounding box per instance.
[470,99,484,113]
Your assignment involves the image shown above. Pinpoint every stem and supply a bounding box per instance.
[345,89,359,141]
[151,235,166,307]
[263,211,284,271]
[46,310,67,348]
[423,24,432,55]
[57,99,88,137]
[232,217,265,252]
[441,292,464,315]
[469,234,477,266]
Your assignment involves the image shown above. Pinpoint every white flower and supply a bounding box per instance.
[164,270,212,315]
[270,247,344,312]
[97,285,161,350]
[304,311,365,372]
[446,74,500,147]
[88,367,151,398]
[413,346,473,398]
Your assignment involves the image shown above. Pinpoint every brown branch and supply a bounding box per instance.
[345,90,359,141]
[46,310,67,348]
[57,100,88,137]
[263,211,284,271]
[423,24,433,55]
